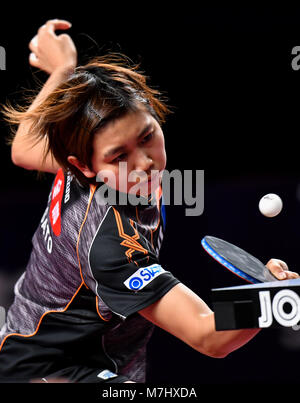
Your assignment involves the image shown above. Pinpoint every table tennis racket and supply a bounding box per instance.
[201,235,279,284]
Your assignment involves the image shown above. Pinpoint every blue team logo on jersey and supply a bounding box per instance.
[129,277,144,290]
[124,264,165,291]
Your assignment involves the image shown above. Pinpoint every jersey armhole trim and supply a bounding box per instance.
[95,296,111,322]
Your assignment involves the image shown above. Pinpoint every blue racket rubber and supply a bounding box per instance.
[201,236,278,284]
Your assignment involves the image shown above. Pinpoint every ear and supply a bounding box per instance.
[67,155,96,178]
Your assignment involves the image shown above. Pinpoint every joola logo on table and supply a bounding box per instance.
[124,264,165,291]
[258,289,300,328]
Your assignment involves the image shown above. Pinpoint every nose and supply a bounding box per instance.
[133,150,154,174]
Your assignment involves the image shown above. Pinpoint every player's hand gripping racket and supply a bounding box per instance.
[201,236,278,284]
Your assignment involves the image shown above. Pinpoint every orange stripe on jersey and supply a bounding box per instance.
[112,207,148,263]
[155,185,162,210]
[152,185,162,234]
[76,184,97,288]
[0,281,85,353]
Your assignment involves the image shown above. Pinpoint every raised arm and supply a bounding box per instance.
[10,19,77,173]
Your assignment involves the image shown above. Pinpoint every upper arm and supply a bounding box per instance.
[138,282,215,352]
[11,134,60,173]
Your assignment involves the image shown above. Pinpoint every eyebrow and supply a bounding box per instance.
[103,123,153,159]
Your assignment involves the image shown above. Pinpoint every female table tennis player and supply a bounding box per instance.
[0,19,298,383]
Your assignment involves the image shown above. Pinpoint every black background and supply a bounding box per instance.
[1,4,300,384]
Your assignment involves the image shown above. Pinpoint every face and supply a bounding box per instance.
[69,105,167,197]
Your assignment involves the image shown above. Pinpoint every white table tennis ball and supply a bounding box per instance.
[259,193,283,217]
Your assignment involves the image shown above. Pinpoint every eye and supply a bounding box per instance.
[140,132,154,145]
[112,153,127,163]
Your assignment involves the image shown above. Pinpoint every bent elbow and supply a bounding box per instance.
[11,149,33,170]
[208,350,230,359]
[11,150,20,166]
[11,146,21,166]
[193,342,230,359]
[202,347,229,359]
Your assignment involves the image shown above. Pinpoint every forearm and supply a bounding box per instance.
[196,312,260,358]
[140,283,261,359]
[11,66,74,171]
